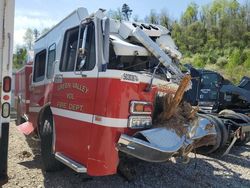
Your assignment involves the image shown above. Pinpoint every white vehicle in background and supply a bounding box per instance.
[0,0,15,182]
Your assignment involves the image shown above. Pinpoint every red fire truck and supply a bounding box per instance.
[0,0,15,182]
[15,8,222,176]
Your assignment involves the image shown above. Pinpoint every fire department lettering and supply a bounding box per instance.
[121,73,139,83]
[56,102,84,112]
[57,83,88,93]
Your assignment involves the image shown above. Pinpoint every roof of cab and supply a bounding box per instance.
[35,7,88,43]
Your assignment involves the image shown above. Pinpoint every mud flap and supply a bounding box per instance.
[17,121,34,135]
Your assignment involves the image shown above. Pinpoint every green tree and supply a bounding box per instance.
[23,28,34,50]
[159,9,171,29]
[121,3,133,21]
[13,47,27,69]
[145,9,159,24]
[33,28,40,40]
[108,8,123,21]
[181,2,199,26]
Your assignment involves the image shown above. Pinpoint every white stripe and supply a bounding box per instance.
[93,115,128,128]
[51,107,93,123]
[29,107,42,113]
[51,107,128,128]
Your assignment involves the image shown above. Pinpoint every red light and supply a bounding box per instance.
[134,104,144,112]
[3,95,10,100]
[3,76,11,92]
[143,105,152,113]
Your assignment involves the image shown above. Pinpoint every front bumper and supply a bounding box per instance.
[117,117,217,162]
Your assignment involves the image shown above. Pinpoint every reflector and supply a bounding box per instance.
[2,102,10,118]
[3,95,10,101]
[3,76,11,92]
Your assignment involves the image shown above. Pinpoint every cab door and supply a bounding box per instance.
[29,49,46,125]
[51,22,98,165]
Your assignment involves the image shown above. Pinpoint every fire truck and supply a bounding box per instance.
[0,0,15,182]
[14,7,250,177]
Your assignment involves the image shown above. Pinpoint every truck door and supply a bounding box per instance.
[51,22,97,165]
[29,50,46,122]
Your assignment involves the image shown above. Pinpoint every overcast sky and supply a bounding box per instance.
[14,0,247,48]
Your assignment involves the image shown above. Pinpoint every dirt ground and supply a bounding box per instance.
[1,120,250,188]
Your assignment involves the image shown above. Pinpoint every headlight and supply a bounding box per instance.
[130,101,152,115]
[128,116,152,129]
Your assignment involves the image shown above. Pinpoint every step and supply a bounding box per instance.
[55,152,87,173]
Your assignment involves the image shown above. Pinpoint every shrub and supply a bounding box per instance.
[216,56,228,68]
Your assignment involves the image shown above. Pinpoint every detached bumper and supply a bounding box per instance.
[117,117,217,162]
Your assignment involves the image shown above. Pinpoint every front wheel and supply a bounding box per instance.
[40,114,63,171]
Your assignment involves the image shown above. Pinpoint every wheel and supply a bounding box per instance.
[196,114,222,154]
[219,109,236,116]
[235,113,250,145]
[118,152,137,182]
[205,114,228,149]
[219,110,250,145]
[40,113,63,171]
[16,97,25,125]
[219,110,246,122]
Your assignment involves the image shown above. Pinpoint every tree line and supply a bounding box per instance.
[14,1,250,83]
[13,28,49,69]
[109,1,250,83]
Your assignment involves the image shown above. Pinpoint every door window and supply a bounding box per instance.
[60,22,95,72]
[47,44,56,79]
[33,50,46,82]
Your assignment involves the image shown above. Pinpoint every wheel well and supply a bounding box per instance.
[37,105,53,137]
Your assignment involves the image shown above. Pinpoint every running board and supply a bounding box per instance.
[55,152,87,173]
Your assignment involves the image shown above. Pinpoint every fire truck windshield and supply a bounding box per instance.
[108,43,177,80]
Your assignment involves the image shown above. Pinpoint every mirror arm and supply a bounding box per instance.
[102,17,110,71]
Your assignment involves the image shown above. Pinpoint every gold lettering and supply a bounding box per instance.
[56,102,68,109]
[68,103,84,112]
[66,93,74,100]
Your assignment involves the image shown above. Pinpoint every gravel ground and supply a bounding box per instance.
[2,120,250,188]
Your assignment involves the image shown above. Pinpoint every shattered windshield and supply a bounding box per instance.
[107,43,178,80]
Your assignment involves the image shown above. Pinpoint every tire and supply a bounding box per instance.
[196,114,222,154]
[16,98,25,125]
[219,110,250,145]
[219,109,236,116]
[40,113,63,172]
[205,114,228,149]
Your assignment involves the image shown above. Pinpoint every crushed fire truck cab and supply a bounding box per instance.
[15,8,219,176]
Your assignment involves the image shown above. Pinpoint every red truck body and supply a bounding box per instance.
[15,8,218,177]
[15,64,32,121]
